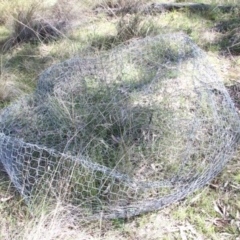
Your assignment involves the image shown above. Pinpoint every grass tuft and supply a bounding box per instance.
[2,2,67,52]
[93,0,150,10]
[116,14,157,41]
[90,14,159,50]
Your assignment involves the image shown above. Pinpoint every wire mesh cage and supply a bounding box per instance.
[0,33,239,219]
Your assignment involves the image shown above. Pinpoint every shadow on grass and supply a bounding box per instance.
[204,28,240,55]
[183,6,240,55]
[4,43,53,77]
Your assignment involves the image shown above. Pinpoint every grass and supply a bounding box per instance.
[0,39,190,209]
[0,0,240,239]
[176,0,239,3]
[91,0,152,9]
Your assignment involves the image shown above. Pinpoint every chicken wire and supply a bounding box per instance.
[0,33,239,219]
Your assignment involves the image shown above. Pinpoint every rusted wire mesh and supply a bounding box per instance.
[0,33,239,219]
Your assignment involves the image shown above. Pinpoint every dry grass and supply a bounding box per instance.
[1,167,239,240]
[18,204,90,240]
[1,0,73,52]
[89,14,158,50]
[0,0,240,239]
[0,80,18,103]
[116,14,157,41]
[228,27,240,54]
[0,69,24,104]
[176,0,240,3]
[92,0,151,9]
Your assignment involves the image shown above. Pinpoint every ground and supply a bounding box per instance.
[0,0,240,239]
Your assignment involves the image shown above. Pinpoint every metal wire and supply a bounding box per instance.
[0,33,239,219]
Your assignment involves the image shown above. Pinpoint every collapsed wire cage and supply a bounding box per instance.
[0,33,239,219]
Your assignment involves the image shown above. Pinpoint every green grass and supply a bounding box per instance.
[0,0,240,239]
[0,26,9,40]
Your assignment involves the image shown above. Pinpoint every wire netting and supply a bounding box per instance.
[0,33,239,219]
